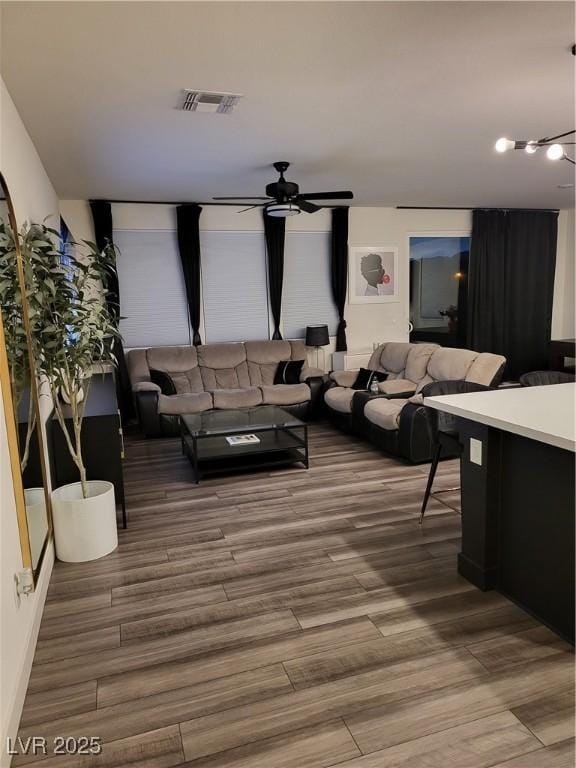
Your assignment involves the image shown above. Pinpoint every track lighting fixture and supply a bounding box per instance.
[494,130,575,165]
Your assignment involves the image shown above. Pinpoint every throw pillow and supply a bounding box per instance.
[150,369,177,396]
[351,368,388,391]
[274,360,305,385]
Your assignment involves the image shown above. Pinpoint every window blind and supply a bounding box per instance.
[200,231,270,343]
[282,231,338,339]
[113,229,191,348]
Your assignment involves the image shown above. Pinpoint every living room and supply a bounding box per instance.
[1,2,575,767]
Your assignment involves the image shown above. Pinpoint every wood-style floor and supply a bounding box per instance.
[17,423,574,767]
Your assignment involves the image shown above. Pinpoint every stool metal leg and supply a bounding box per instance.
[419,443,442,525]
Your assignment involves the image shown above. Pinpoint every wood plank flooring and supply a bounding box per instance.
[16,423,574,767]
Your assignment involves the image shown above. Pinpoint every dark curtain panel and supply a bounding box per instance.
[263,210,285,340]
[468,209,558,379]
[89,200,135,422]
[331,207,349,351]
[90,200,119,320]
[176,204,203,345]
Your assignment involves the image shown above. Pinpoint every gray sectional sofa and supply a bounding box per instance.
[324,342,506,463]
[126,340,324,437]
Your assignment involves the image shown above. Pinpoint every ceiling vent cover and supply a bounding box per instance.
[180,89,242,114]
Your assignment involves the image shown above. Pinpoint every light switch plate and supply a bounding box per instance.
[470,438,483,466]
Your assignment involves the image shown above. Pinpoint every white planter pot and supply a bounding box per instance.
[24,488,48,569]
[51,481,118,562]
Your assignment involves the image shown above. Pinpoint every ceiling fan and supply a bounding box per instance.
[213,161,353,217]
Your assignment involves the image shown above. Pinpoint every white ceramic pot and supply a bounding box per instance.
[51,480,118,562]
[24,488,48,569]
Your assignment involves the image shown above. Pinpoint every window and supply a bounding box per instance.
[409,234,470,347]
[113,229,191,348]
[282,231,338,339]
[200,231,270,343]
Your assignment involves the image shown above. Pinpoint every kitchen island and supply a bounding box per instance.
[425,383,575,643]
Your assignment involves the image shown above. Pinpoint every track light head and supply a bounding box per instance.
[495,137,516,153]
[546,143,565,161]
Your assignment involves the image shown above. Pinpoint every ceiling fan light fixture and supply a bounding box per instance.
[266,202,301,217]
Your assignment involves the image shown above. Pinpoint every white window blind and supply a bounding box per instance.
[200,231,270,343]
[282,231,338,339]
[113,229,191,348]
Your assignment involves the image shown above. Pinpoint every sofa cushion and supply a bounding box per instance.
[274,360,305,385]
[147,346,199,373]
[245,340,298,386]
[157,392,212,415]
[260,383,311,406]
[169,367,205,394]
[427,347,478,382]
[245,340,293,364]
[378,379,417,396]
[363,397,407,431]
[212,387,262,409]
[379,342,412,375]
[200,364,250,391]
[126,348,150,386]
[465,353,506,386]
[197,343,247,369]
[324,386,355,414]
[405,343,438,383]
[330,370,359,388]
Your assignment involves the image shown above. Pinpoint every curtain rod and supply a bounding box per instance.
[396,206,560,212]
[91,199,246,207]
[90,199,342,209]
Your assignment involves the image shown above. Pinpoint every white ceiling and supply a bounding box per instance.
[2,1,574,208]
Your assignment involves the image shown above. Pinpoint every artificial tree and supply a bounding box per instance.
[0,219,39,471]
[23,222,119,498]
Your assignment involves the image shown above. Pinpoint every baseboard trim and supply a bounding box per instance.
[1,542,54,768]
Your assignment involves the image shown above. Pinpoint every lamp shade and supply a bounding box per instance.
[306,324,329,347]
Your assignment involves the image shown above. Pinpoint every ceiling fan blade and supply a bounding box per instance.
[297,199,321,214]
[237,204,267,213]
[212,196,272,201]
[298,191,354,201]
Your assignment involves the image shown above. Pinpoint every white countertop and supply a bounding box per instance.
[424,383,576,452]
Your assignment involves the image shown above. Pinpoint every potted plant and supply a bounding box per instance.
[0,219,37,472]
[439,304,459,333]
[24,222,121,562]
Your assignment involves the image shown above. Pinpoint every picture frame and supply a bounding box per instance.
[349,246,399,304]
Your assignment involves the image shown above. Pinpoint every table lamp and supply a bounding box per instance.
[306,324,330,370]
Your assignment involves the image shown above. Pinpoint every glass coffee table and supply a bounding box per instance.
[180,406,309,483]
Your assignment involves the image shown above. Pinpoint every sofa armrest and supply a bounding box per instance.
[397,402,434,463]
[305,375,329,420]
[378,379,417,397]
[330,370,359,388]
[351,390,386,423]
[134,389,163,437]
[133,381,161,393]
[300,365,324,382]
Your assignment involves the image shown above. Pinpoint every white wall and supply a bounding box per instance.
[60,201,477,361]
[0,79,59,767]
[61,200,575,357]
[552,206,575,340]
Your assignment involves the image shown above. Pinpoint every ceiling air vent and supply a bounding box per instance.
[179,89,243,114]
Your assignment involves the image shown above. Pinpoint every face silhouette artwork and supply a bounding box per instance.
[361,253,387,296]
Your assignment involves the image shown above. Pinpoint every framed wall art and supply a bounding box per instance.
[349,246,399,304]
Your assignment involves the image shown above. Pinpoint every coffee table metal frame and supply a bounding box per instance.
[180,406,309,484]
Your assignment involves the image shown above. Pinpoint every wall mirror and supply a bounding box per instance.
[0,172,51,586]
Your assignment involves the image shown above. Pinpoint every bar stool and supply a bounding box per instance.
[419,380,493,524]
